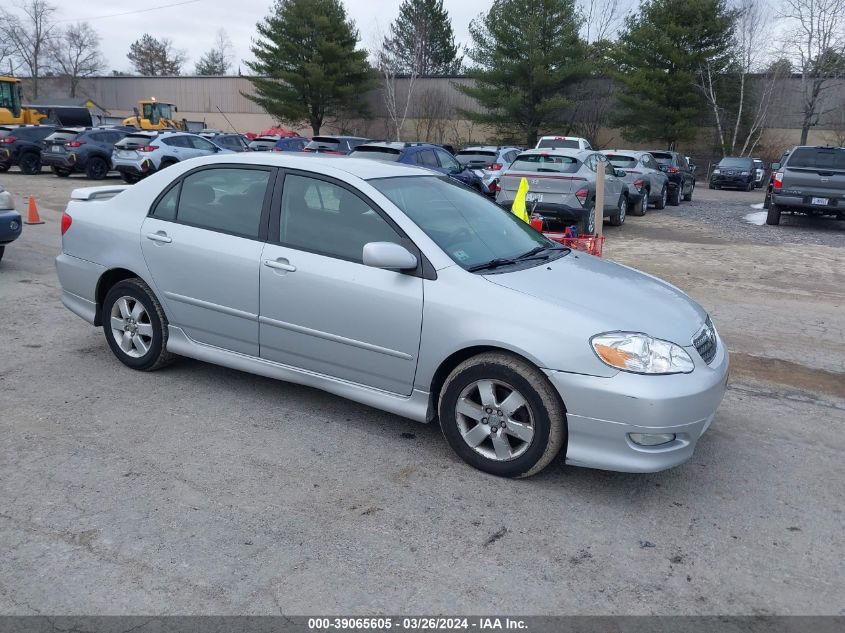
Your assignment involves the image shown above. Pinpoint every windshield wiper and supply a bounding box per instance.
[469,245,568,272]
[467,258,518,272]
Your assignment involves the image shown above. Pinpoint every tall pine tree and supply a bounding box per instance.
[384,0,461,75]
[612,0,737,148]
[457,0,587,146]
[244,0,372,135]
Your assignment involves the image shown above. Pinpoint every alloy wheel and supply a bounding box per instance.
[455,379,535,461]
[110,296,154,358]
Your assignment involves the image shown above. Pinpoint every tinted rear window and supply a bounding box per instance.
[17,127,54,140]
[349,147,402,161]
[509,154,580,173]
[45,130,80,142]
[605,154,638,167]
[650,152,673,165]
[306,137,340,150]
[456,151,497,165]
[787,147,845,170]
[115,135,153,149]
[537,138,579,149]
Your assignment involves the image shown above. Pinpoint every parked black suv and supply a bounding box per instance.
[709,156,755,191]
[767,145,845,225]
[41,126,131,179]
[0,125,57,174]
[647,150,696,205]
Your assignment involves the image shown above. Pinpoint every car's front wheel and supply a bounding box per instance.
[102,278,176,371]
[438,352,566,478]
[18,153,41,175]
[609,195,627,226]
[0,245,5,261]
[85,156,109,180]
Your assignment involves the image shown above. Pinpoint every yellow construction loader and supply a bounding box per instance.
[0,76,92,126]
[122,98,186,130]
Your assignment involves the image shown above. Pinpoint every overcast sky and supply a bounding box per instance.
[55,0,496,75]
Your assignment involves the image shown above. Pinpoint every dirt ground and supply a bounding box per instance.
[1,166,843,615]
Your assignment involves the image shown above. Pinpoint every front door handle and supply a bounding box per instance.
[263,258,296,272]
[146,232,172,244]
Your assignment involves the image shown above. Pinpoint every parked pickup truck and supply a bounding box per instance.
[767,146,845,225]
[0,184,22,262]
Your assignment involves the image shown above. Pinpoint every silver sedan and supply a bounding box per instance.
[56,154,728,477]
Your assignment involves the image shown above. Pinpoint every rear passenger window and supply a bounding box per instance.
[175,168,270,239]
[152,184,180,221]
[279,174,401,262]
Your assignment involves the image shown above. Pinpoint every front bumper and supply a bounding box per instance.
[0,209,23,245]
[710,175,752,189]
[545,336,729,472]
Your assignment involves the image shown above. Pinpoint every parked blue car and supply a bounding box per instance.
[0,185,22,262]
[349,142,484,191]
[273,136,308,152]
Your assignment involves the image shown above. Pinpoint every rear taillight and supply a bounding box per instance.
[138,145,156,153]
[490,163,503,171]
[634,179,645,191]
[666,166,679,174]
[61,212,72,235]
[65,140,85,148]
[0,136,16,144]
[773,172,783,189]
[575,187,589,206]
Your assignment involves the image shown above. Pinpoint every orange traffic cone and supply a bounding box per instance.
[24,196,44,225]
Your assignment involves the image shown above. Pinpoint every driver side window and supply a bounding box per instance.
[436,149,460,172]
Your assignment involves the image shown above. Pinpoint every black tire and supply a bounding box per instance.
[746,181,754,192]
[683,181,694,201]
[121,172,140,184]
[633,190,647,216]
[18,153,41,175]
[766,204,782,226]
[581,203,597,235]
[669,184,681,206]
[654,186,667,209]
[85,156,109,180]
[0,245,4,261]
[102,278,176,371]
[159,159,177,170]
[51,166,71,177]
[708,182,715,189]
[438,352,566,478]
[0,164,9,173]
[609,195,627,226]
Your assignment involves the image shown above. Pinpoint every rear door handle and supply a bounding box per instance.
[146,232,172,244]
[263,258,296,272]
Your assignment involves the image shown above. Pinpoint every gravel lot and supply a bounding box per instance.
[1,168,843,615]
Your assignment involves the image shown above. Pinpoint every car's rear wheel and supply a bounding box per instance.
[18,153,41,175]
[51,167,71,177]
[609,195,627,226]
[121,173,140,184]
[438,352,565,478]
[669,184,681,206]
[766,204,782,226]
[655,186,667,209]
[85,156,109,180]
[0,164,9,173]
[159,159,177,169]
[102,278,176,371]
[683,181,694,201]
[746,181,754,192]
[0,245,5,261]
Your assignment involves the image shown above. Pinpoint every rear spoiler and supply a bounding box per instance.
[70,185,132,201]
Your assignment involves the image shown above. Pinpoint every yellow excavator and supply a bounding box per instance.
[122,97,186,130]
[0,76,93,126]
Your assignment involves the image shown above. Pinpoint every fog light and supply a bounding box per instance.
[9,220,19,231]
[629,433,676,446]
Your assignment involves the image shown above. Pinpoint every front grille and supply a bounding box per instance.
[692,318,717,364]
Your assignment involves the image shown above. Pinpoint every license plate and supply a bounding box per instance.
[526,193,543,203]
[51,145,61,153]
[117,150,135,158]
[811,197,829,206]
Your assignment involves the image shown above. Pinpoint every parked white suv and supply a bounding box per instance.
[112,131,230,183]
[535,136,592,151]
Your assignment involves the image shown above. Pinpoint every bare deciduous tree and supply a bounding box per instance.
[195,29,233,76]
[372,25,419,141]
[48,22,104,98]
[0,0,58,99]
[780,0,845,144]
[580,0,622,44]
[413,85,449,142]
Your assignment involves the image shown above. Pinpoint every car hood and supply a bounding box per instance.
[485,252,707,345]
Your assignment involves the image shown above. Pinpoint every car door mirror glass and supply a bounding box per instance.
[362,242,418,271]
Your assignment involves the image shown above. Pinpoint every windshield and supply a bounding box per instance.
[455,151,497,166]
[350,147,402,161]
[537,138,579,149]
[787,147,845,170]
[509,154,580,173]
[718,157,752,168]
[370,176,561,271]
[605,154,638,167]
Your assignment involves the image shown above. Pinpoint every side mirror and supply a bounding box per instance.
[362,242,418,271]
[174,106,178,113]
[770,162,781,170]
[614,169,626,178]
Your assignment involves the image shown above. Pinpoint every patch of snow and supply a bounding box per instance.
[750,202,765,209]
[744,211,768,225]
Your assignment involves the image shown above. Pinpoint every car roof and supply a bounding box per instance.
[458,146,518,151]
[602,149,647,157]
[189,153,433,179]
[516,148,590,159]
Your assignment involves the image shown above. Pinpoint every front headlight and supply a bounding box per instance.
[740,171,749,175]
[591,332,695,375]
[712,169,720,175]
